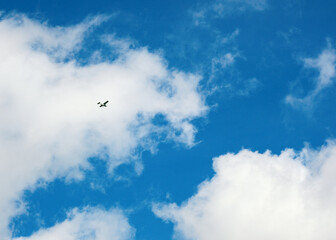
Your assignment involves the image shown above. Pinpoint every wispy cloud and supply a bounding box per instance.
[236,77,262,96]
[154,141,336,240]
[286,42,336,109]
[191,0,268,25]
[198,29,261,97]
[0,14,208,238]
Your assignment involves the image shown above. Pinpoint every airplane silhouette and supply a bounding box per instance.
[97,101,109,107]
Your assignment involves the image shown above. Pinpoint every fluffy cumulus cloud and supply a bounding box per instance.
[154,141,336,240]
[0,14,208,238]
[14,207,134,240]
[286,44,336,108]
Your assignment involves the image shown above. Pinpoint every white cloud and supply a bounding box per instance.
[213,0,267,15]
[221,29,240,44]
[0,14,208,238]
[209,50,261,96]
[207,30,240,84]
[208,52,237,85]
[236,77,261,96]
[154,141,336,240]
[14,207,134,240]
[212,53,236,69]
[286,44,336,108]
[192,0,267,25]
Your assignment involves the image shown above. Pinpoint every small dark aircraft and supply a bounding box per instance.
[97,101,109,107]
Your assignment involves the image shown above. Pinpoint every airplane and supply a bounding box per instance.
[97,101,109,107]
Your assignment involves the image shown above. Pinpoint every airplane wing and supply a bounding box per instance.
[97,102,101,105]
[104,101,109,105]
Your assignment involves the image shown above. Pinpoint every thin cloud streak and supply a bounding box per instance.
[191,0,268,26]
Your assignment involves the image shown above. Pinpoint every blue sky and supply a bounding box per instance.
[1,0,336,240]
